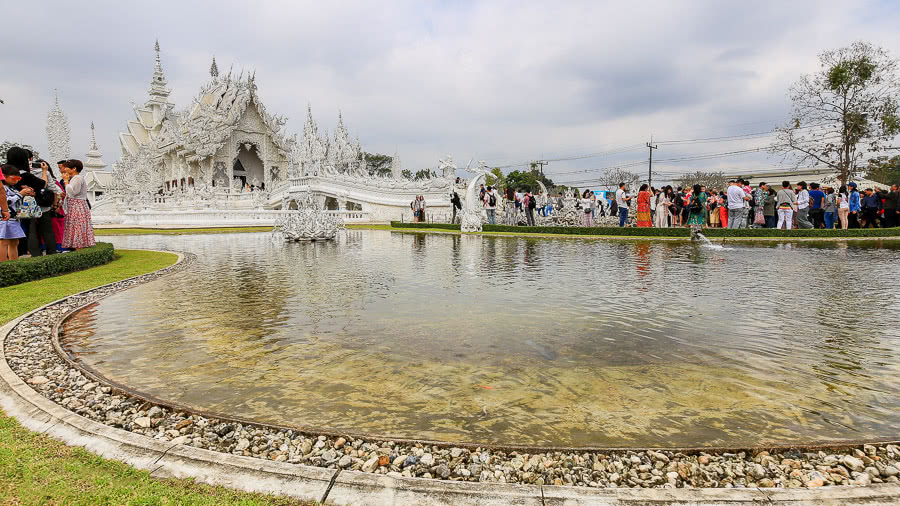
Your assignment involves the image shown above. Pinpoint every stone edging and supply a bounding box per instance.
[2,250,900,504]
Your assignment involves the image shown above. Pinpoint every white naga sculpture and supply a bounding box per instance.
[273,192,344,241]
[461,159,487,232]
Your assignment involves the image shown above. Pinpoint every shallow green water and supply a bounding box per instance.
[61,232,900,447]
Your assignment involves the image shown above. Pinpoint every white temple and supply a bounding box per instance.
[46,90,71,164]
[83,122,111,201]
[88,41,456,226]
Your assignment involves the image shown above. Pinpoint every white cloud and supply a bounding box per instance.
[1,0,898,185]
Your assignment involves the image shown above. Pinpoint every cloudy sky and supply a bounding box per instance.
[3,0,900,186]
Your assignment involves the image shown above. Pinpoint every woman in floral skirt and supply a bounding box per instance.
[61,159,95,250]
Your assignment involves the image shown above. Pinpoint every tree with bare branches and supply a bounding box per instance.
[595,167,641,190]
[675,171,729,190]
[775,41,900,184]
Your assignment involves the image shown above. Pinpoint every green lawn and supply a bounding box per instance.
[95,226,272,236]
[0,250,312,505]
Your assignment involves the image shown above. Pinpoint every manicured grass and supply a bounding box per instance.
[95,226,272,236]
[0,250,313,504]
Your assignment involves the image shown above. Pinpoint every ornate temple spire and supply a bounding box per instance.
[84,121,106,172]
[46,89,71,164]
[148,39,172,105]
[210,56,219,79]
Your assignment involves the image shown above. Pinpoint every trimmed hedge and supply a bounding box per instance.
[389,221,900,239]
[0,242,115,287]
[391,222,461,230]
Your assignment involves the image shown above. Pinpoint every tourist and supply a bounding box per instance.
[6,147,49,257]
[795,182,813,229]
[808,183,826,228]
[727,180,749,229]
[483,185,498,225]
[654,186,671,228]
[524,191,537,226]
[580,190,593,227]
[878,184,899,228]
[672,187,683,227]
[418,195,427,223]
[636,184,652,227]
[681,186,692,227]
[60,159,96,250]
[649,187,657,223]
[52,161,68,251]
[450,189,461,224]
[775,180,796,230]
[615,183,632,227]
[848,182,861,228]
[752,183,768,227]
[544,192,553,217]
[686,184,707,228]
[837,185,850,229]
[0,164,26,261]
[823,187,837,229]
[590,191,598,220]
[26,159,58,255]
[763,188,777,228]
[861,188,881,228]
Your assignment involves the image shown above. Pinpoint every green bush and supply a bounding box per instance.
[389,221,900,238]
[0,243,115,287]
[483,224,691,236]
[390,222,461,230]
[702,227,900,238]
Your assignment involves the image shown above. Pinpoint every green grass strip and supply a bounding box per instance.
[96,226,273,236]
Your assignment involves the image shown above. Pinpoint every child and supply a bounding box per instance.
[0,164,26,261]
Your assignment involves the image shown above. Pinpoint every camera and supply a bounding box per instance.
[31,161,43,169]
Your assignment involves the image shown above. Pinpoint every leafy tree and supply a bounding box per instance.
[0,141,39,164]
[485,167,505,189]
[864,155,900,186]
[676,171,729,190]
[400,169,412,179]
[775,41,900,184]
[364,152,393,177]
[413,169,436,181]
[502,169,555,193]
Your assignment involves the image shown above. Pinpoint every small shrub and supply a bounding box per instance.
[0,243,115,287]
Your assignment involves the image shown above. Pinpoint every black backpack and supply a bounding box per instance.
[35,187,55,207]
[488,193,496,207]
[689,196,701,213]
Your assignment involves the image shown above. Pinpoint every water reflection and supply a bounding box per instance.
[60,232,900,447]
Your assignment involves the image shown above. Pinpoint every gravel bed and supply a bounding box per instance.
[4,253,900,489]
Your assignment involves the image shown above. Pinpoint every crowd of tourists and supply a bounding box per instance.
[626,179,899,229]
[461,178,899,230]
[0,146,95,261]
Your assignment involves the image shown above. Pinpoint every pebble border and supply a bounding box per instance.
[3,251,900,492]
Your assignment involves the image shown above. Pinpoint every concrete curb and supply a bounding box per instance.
[2,251,900,504]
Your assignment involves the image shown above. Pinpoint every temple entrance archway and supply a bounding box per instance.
[233,143,264,188]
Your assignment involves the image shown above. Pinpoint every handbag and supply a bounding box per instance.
[17,196,43,219]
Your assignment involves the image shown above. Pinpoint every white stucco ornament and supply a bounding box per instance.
[274,192,344,241]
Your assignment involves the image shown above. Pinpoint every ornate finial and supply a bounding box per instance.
[54,89,59,108]
[47,92,71,163]
[148,39,171,105]
[85,120,105,171]
[210,56,219,78]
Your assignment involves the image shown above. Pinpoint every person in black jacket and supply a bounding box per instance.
[450,190,462,224]
[878,184,899,228]
[6,147,50,257]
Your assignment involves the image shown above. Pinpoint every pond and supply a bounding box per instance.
[61,231,900,447]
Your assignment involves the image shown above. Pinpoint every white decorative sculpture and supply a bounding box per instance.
[461,159,485,232]
[273,192,344,241]
[46,90,71,164]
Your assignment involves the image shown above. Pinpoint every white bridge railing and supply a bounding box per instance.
[111,209,371,227]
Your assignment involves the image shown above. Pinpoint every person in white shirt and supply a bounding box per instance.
[615,183,632,227]
[794,181,813,229]
[726,180,750,229]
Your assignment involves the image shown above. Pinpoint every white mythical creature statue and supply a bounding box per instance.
[273,192,345,241]
[461,159,486,232]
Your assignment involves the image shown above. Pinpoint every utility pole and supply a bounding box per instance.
[646,136,658,187]
[532,159,548,175]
